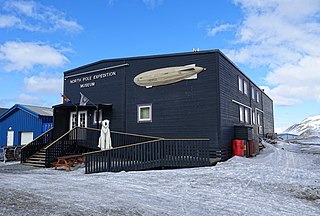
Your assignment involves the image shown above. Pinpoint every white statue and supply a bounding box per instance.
[98,119,112,150]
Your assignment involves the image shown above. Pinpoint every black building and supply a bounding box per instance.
[22,50,274,172]
[57,50,273,153]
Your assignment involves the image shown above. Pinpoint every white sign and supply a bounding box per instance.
[69,71,117,88]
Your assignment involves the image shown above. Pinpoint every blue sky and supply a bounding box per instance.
[0,0,320,132]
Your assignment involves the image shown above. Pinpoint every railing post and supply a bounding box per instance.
[107,151,111,172]
[45,149,49,168]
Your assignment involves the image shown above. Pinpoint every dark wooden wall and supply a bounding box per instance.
[60,50,274,157]
[62,52,220,149]
[218,52,272,156]
[53,108,70,140]
[125,52,219,147]
[63,60,126,131]
[262,93,274,134]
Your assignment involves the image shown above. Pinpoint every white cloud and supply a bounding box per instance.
[8,0,35,16]
[259,86,301,106]
[24,73,63,94]
[208,23,235,37]
[215,0,320,106]
[0,93,45,107]
[263,56,320,105]
[142,0,163,9]
[107,0,163,9]
[0,0,83,33]
[274,127,286,133]
[0,41,68,72]
[108,0,118,6]
[16,93,45,105]
[0,15,21,28]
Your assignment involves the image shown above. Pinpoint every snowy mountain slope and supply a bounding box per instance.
[284,115,320,137]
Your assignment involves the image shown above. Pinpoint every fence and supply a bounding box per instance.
[85,138,211,174]
[21,126,210,171]
[43,127,160,167]
[44,127,79,167]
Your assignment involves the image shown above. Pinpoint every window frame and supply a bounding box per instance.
[257,112,261,125]
[239,106,244,122]
[256,90,260,103]
[137,104,152,123]
[243,80,248,96]
[93,109,103,124]
[251,87,255,100]
[238,76,243,93]
[70,111,87,129]
[245,108,250,124]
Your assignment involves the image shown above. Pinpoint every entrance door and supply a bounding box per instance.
[70,111,87,129]
[20,132,34,145]
[7,130,14,146]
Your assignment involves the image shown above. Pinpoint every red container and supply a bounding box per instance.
[233,140,244,156]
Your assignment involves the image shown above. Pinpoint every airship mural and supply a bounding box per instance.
[133,64,206,87]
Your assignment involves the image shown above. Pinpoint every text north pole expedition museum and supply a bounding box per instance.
[69,71,117,88]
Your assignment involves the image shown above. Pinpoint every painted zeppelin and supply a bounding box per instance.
[134,64,205,87]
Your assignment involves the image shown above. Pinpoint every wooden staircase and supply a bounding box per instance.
[23,148,46,167]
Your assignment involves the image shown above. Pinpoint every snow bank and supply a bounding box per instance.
[0,141,319,215]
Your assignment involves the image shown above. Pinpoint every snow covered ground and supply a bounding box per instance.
[0,141,319,216]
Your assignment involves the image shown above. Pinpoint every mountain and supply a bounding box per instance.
[284,115,320,138]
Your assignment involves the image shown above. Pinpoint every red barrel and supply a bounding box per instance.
[233,140,244,156]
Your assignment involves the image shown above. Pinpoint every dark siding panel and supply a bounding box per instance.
[125,53,220,148]
[53,108,69,140]
[218,55,242,152]
[262,94,274,135]
[63,60,126,131]
[218,53,268,156]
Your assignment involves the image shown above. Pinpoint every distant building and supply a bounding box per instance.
[0,104,53,146]
[277,133,298,140]
[0,108,8,116]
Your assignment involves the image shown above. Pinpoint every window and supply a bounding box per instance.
[70,111,87,129]
[138,104,152,122]
[251,87,255,100]
[70,112,77,128]
[256,90,260,103]
[239,106,244,122]
[252,111,256,124]
[79,112,87,127]
[245,108,250,124]
[257,112,261,125]
[93,110,102,124]
[238,76,243,92]
[243,80,248,95]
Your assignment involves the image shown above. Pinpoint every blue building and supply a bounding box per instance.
[0,104,53,147]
